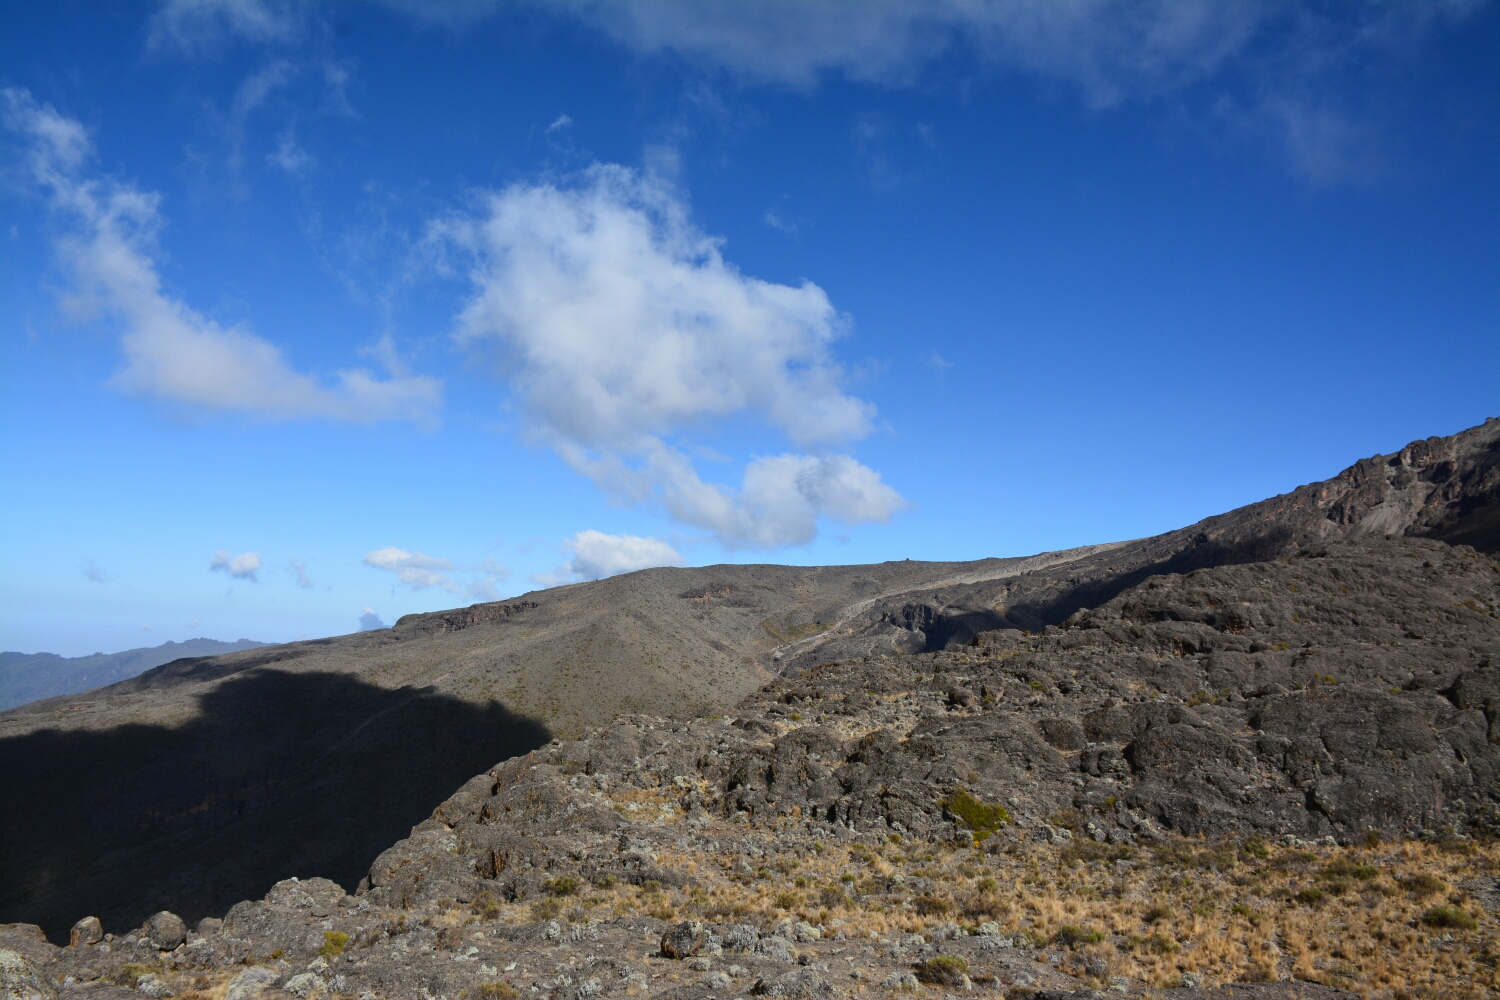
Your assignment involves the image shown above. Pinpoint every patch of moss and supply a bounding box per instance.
[945,788,1010,836]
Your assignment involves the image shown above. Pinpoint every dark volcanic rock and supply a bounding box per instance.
[144,911,186,951]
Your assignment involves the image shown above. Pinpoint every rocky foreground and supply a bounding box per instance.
[3,534,1499,999]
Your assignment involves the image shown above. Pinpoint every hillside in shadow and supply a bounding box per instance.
[0,670,550,942]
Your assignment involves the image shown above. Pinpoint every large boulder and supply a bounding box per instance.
[67,917,102,948]
[144,911,186,951]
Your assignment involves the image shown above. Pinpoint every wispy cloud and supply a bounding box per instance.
[2,88,442,424]
[147,0,307,54]
[210,550,263,581]
[926,352,952,374]
[267,124,315,175]
[387,1,1481,183]
[288,557,314,588]
[431,163,904,549]
[532,530,685,586]
[80,558,112,583]
[546,114,573,133]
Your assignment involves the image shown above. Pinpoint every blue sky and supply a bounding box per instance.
[2,1,1497,656]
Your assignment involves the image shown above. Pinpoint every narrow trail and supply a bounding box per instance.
[767,541,1130,672]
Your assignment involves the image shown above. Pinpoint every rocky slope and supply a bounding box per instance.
[1,418,1497,956]
[5,533,1498,999]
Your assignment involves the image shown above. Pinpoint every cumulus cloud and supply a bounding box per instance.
[210,550,263,581]
[358,606,386,630]
[533,530,685,586]
[362,546,457,591]
[433,164,903,548]
[2,88,442,424]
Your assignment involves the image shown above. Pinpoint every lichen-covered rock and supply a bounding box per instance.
[281,973,326,998]
[223,967,277,1000]
[660,921,705,959]
[0,948,56,1000]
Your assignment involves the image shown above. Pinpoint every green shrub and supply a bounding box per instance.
[474,983,519,999]
[773,891,801,911]
[1400,873,1446,897]
[1143,933,1178,954]
[945,789,1011,837]
[1322,858,1378,881]
[1241,835,1270,860]
[1143,904,1172,924]
[914,955,969,986]
[1296,887,1325,906]
[530,899,561,921]
[913,893,953,916]
[545,876,580,897]
[1421,906,1477,930]
[472,892,502,921]
[319,930,349,957]
[1053,925,1104,947]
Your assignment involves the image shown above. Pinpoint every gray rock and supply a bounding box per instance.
[660,920,705,959]
[0,949,56,1000]
[134,973,174,997]
[223,967,278,1000]
[143,912,186,951]
[751,970,836,998]
[281,973,326,998]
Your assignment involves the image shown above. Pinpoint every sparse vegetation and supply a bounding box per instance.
[1422,906,1477,930]
[319,930,349,956]
[914,954,968,986]
[944,788,1010,837]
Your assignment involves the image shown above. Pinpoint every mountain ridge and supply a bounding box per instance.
[1,416,1496,953]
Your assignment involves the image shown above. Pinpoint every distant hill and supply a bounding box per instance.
[0,638,269,711]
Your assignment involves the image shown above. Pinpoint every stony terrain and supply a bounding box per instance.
[2,417,1498,998]
[4,532,1499,999]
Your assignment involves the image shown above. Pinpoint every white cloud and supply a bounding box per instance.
[2,88,442,424]
[534,530,685,586]
[433,164,902,548]
[358,606,386,630]
[210,550,263,581]
[362,546,458,591]
[148,0,306,53]
[546,114,573,133]
[379,0,1480,183]
[438,164,871,450]
[268,128,316,175]
[288,558,314,588]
